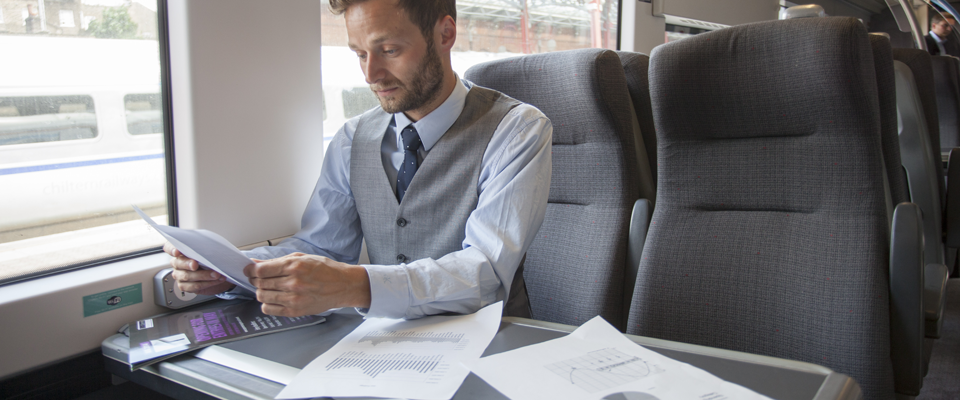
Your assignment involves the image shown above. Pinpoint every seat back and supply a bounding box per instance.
[931,55,960,152]
[871,34,910,209]
[894,49,947,210]
[893,49,948,266]
[629,17,894,399]
[616,51,658,189]
[465,49,647,330]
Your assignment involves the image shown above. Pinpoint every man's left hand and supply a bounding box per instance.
[243,253,372,317]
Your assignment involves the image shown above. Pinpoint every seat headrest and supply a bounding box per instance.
[649,17,876,141]
[779,4,826,20]
[465,48,634,146]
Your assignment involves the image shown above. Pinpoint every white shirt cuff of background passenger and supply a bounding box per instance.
[363,264,410,318]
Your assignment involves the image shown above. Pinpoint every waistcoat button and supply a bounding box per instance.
[397,254,406,263]
[396,218,407,227]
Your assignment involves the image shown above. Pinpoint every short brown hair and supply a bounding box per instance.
[329,0,456,39]
[932,12,957,26]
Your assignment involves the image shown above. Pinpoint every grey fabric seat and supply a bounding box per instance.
[931,56,960,153]
[628,17,898,398]
[929,55,960,277]
[891,49,951,344]
[465,49,652,331]
[870,34,909,208]
[616,51,658,187]
[894,49,947,211]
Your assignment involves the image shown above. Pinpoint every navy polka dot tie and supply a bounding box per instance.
[396,125,421,202]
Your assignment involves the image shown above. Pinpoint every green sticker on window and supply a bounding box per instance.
[83,283,142,317]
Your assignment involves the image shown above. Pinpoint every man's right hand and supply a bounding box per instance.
[164,242,236,296]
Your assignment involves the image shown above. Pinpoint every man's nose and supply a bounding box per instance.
[362,54,385,84]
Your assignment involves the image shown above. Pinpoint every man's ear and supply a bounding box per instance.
[437,15,457,52]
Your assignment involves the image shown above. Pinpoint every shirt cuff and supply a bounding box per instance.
[216,285,255,301]
[363,264,409,318]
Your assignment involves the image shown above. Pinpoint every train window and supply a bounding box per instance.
[124,93,163,135]
[0,1,168,285]
[319,0,620,145]
[341,88,380,119]
[0,95,98,146]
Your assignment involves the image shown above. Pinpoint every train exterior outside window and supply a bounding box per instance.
[0,0,168,284]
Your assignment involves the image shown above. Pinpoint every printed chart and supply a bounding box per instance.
[545,348,663,393]
[276,302,504,400]
[325,351,443,379]
[359,330,464,346]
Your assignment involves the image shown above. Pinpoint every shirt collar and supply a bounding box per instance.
[392,76,468,152]
[931,31,947,43]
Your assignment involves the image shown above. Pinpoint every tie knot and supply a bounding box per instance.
[401,126,421,151]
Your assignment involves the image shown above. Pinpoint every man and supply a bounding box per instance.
[926,12,958,57]
[165,0,552,320]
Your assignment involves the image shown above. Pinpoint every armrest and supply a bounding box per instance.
[945,148,960,249]
[889,202,925,396]
[924,263,949,338]
[624,198,652,328]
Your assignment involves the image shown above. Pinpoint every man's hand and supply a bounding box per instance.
[244,252,372,317]
[164,242,237,296]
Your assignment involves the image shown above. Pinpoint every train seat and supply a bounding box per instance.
[615,51,659,326]
[930,56,960,154]
[894,49,947,210]
[465,48,652,331]
[616,51,658,191]
[628,16,921,399]
[868,34,910,209]
[928,55,960,278]
[892,49,951,344]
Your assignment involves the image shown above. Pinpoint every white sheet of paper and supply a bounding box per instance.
[196,345,301,385]
[466,316,773,400]
[276,301,503,400]
[133,205,255,292]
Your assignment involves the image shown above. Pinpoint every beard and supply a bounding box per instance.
[371,38,445,114]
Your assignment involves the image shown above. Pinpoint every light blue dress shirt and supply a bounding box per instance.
[240,78,552,319]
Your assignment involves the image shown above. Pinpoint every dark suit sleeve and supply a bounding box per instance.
[926,34,941,56]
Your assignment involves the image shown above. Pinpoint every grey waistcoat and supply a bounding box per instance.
[349,85,530,317]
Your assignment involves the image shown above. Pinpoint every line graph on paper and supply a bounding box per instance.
[545,348,665,393]
[323,351,448,382]
[359,330,467,350]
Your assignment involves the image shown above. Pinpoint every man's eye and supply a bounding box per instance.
[384,49,396,55]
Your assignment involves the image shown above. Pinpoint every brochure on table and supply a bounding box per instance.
[128,300,325,370]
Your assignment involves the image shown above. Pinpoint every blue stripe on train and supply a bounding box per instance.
[0,153,165,176]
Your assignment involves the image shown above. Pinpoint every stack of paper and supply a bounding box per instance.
[277,302,503,400]
[467,316,773,400]
[134,205,254,292]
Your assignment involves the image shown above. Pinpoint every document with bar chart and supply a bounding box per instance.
[276,301,502,400]
[467,316,773,400]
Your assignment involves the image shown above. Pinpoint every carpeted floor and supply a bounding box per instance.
[917,278,960,399]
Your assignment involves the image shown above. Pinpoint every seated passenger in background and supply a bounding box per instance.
[926,12,959,57]
[165,0,552,320]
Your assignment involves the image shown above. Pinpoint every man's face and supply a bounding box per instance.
[345,0,444,116]
[933,17,955,37]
